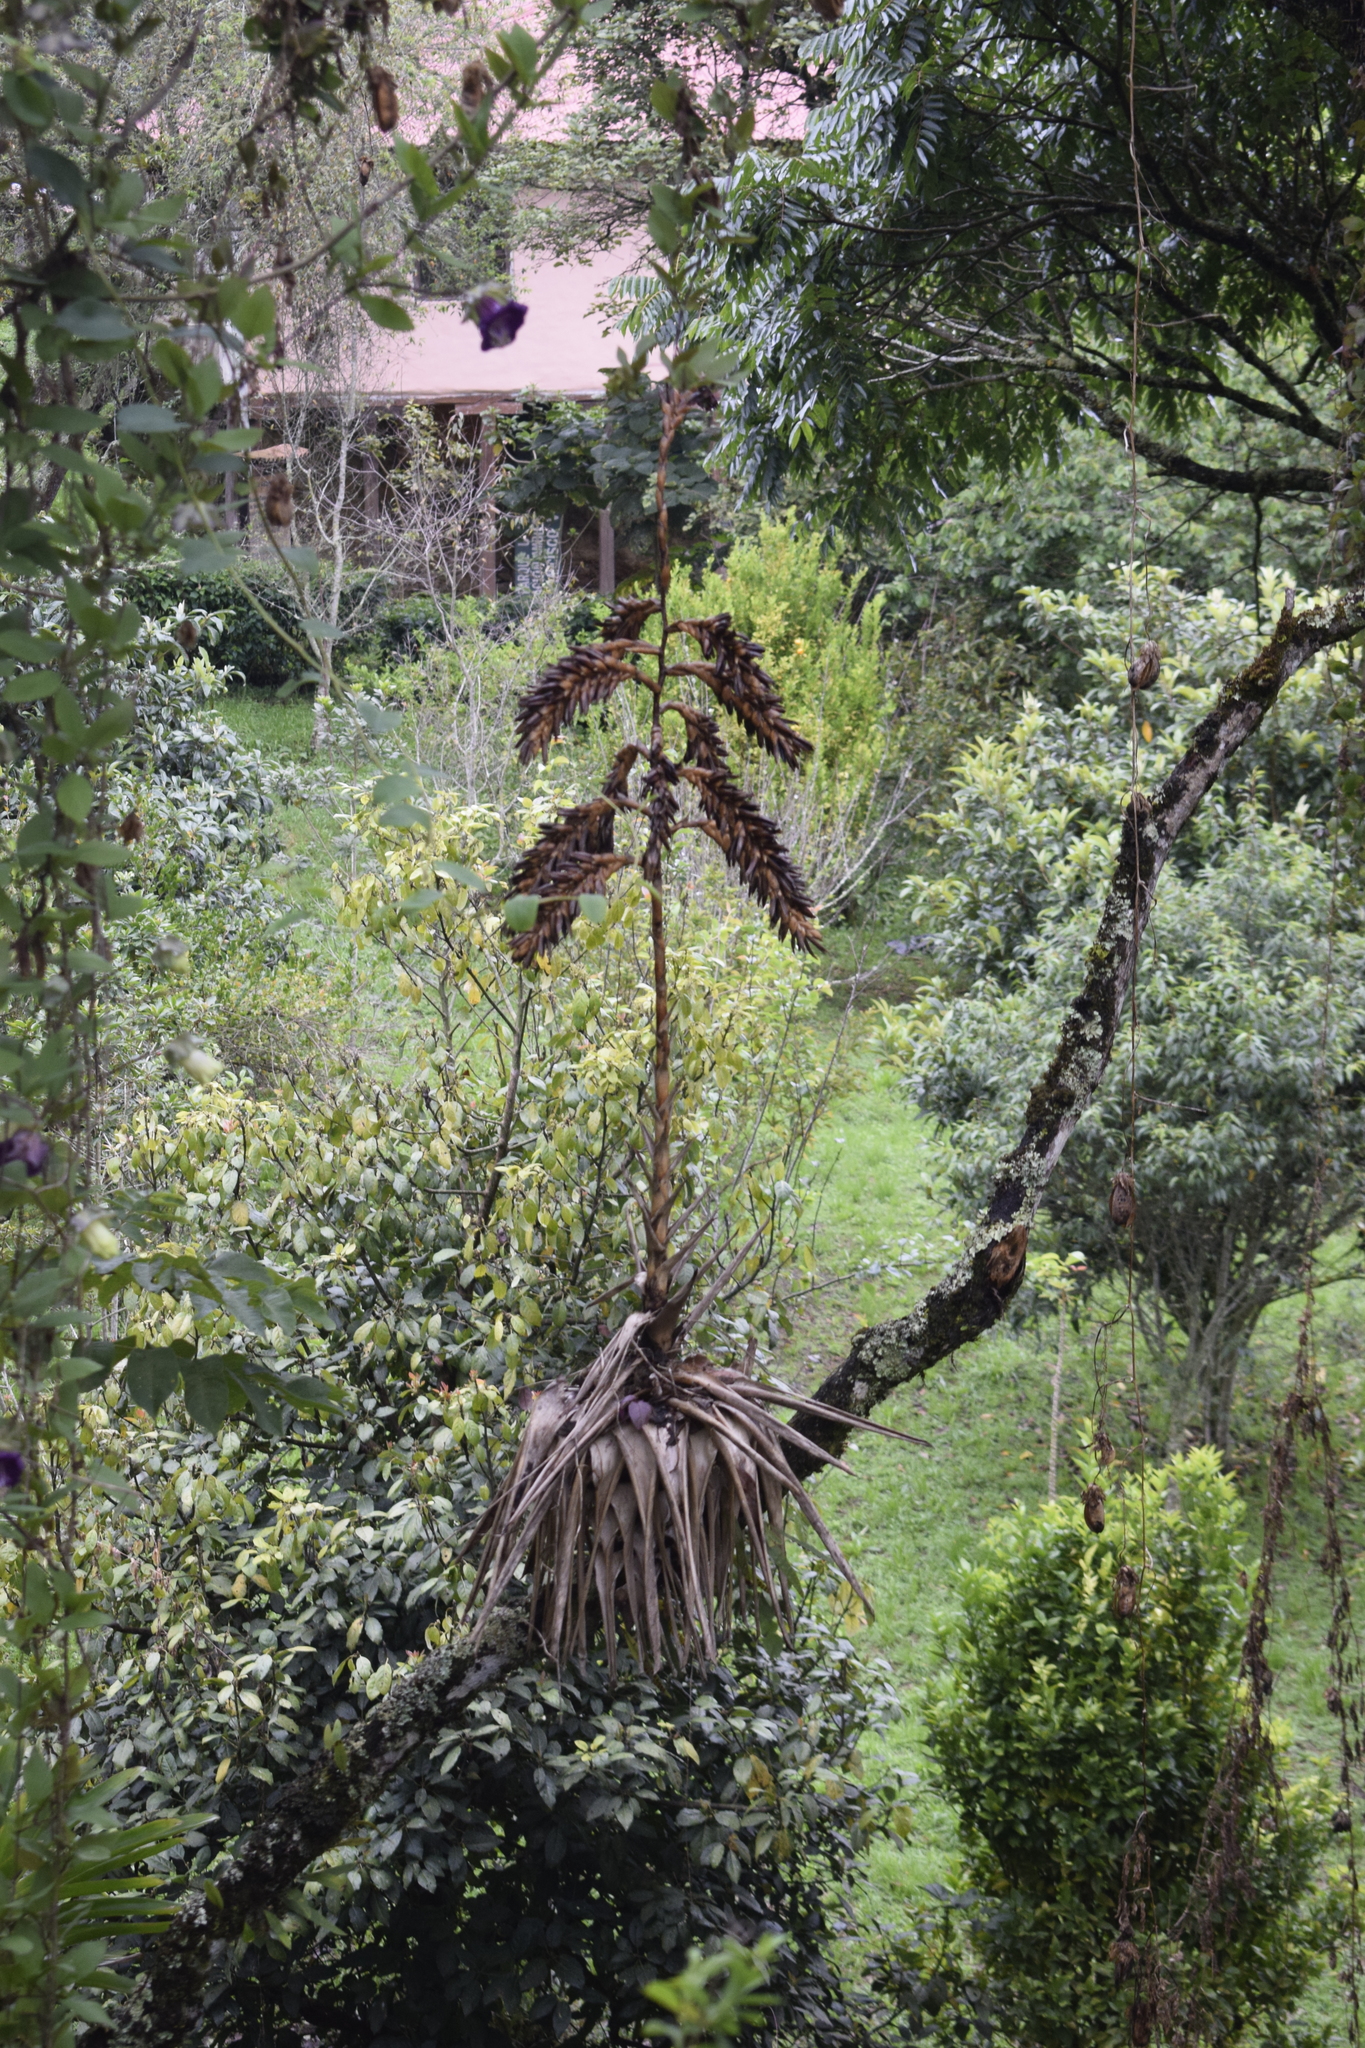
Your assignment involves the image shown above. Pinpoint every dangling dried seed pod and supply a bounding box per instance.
[1083,1482,1106,1533]
[985,1223,1028,1293]
[1129,1997,1154,2047]
[1092,1424,1116,1467]
[358,154,374,185]
[1113,1562,1139,1618]
[1127,640,1160,691]
[460,58,493,110]
[809,0,842,15]
[432,0,462,13]
[174,616,198,653]
[117,809,144,845]
[263,475,295,528]
[1109,1935,1138,1986]
[1109,1170,1137,1228]
[368,65,399,132]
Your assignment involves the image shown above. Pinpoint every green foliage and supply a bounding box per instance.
[0,1749,195,2044]
[644,1934,783,2048]
[919,1452,1336,2048]
[0,0,604,2032]
[683,520,892,802]
[707,0,1346,528]
[896,567,1339,986]
[500,387,722,572]
[123,562,453,691]
[42,783,909,2038]
[884,803,1365,1445]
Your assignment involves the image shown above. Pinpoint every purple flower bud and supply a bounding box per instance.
[0,1449,24,1490]
[627,1398,654,1429]
[475,296,527,352]
[0,1130,49,1177]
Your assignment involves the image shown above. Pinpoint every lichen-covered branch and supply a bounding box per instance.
[798,585,1365,1456]
[101,1617,521,2048]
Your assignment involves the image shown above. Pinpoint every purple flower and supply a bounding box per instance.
[0,1450,24,1491]
[617,1396,656,1430]
[0,1130,49,1177]
[475,296,527,352]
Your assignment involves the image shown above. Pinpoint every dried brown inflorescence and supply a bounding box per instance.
[1109,1169,1138,1228]
[505,799,627,966]
[1113,1561,1139,1618]
[1127,640,1161,692]
[677,614,814,769]
[1083,1482,1107,1533]
[262,474,294,528]
[514,648,645,762]
[460,58,493,109]
[684,764,822,952]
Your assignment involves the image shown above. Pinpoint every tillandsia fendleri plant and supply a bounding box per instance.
[467,383,920,1675]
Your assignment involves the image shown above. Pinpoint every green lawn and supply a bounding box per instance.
[217,686,316,761]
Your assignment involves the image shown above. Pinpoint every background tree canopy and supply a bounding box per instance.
[707,0,1357,527]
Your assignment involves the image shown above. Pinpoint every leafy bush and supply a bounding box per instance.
[900,567,1339,988]
[123,562,453,691]
[883,811,1365,1448]
[683,521,891,805]
[57,794,899,2040]
[916,1451,1336,2048]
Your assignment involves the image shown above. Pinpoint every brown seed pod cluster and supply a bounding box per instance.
[117,809,144,846]
[358,154,374,185]
[681,761,821,953]
[985,1223,1028,1294]
[681,615,815,770]
[261,475,295,528]
[515,649,642,762]
[1092,1423,1116,1467]
[173,616,198,654]
[1113,1562,1139,1618]
[1083,1482,1107,1533]
[600,596,661,646]
[1109,1169,1137,1228]
[1127,639,1160,691]
[367,64,399,132]
[506,800,625,964]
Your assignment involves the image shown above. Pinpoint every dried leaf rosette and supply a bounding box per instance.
[466,1316,922,1674]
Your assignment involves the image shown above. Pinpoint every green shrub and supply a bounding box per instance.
[683,522,891,806]
[917,1451,1337,2048]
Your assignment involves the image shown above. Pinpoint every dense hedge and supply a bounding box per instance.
[124,559,447,690]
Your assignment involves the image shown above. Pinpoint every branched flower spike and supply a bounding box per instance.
[471,385,904,1674]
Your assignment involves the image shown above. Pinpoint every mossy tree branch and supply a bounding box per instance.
[796,584,1365,1460]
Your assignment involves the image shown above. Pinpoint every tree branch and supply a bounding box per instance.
[100,1616,522,2048]
[795,584,1365,1460]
